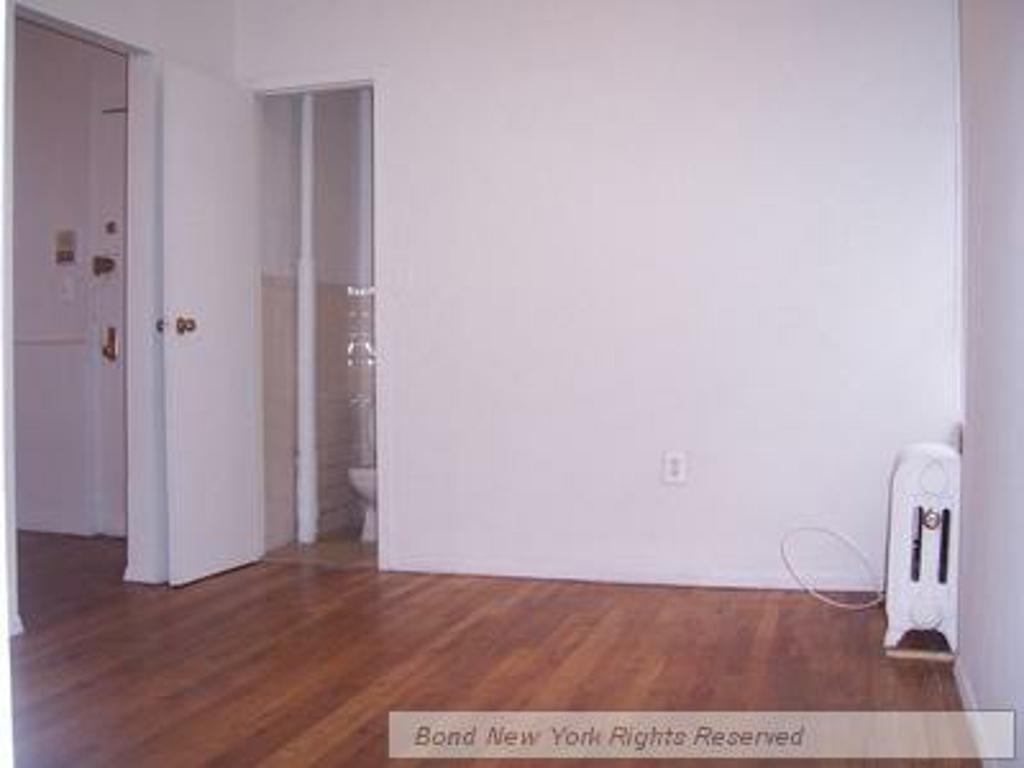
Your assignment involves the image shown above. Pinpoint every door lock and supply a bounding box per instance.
[92,255,116,276]
[176,316,198,335]
[101,326,119,362]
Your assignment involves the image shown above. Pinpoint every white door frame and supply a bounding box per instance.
[5,7,169,633]
[121,47,166,585]
[1,0,19,758]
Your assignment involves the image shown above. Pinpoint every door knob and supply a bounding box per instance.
[176,316,198,335]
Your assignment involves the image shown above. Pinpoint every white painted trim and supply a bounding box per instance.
[14,5,128,56]
[251,170,267,562]
[3,0,21,639]
[245,74,377,97]
[370,84,392,572]
[385,556,884,593]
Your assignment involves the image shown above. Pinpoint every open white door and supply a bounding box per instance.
[163,64,263,586]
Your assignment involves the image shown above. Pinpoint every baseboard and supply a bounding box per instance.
[953,661,999,768]
[955,660,978,709]
[17,522,97,537]
[383,555,880,593]
[123,560,167,585]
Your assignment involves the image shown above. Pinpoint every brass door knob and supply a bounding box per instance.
[176,316,198,335]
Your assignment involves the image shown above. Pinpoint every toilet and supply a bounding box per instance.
[348,467,377,542]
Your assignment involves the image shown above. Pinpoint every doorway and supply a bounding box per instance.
[9,9,288,599]
[260,87,378,571]
[11,18,128,624]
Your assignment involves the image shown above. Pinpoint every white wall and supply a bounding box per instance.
[13,20,126,536]
[959,0,1024,754]
[236,0,962,589]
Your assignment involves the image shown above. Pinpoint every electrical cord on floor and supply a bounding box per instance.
[780,526,885,611]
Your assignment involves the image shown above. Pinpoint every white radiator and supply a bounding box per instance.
[884,443,960,652]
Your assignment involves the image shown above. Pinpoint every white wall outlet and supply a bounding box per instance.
[662,451,688,485]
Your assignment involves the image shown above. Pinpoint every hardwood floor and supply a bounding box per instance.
[264,531,377,571]
[13,533,971,767]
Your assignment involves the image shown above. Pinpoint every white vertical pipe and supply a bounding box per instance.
[296,93,318,544]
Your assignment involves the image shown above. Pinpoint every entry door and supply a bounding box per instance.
[92,90,127,537]
[12,20,129,538]
[162,64,263,586]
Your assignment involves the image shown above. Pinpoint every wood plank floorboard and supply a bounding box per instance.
[12,533,972,768]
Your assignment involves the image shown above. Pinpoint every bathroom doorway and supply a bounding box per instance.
[260,86,378,571]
